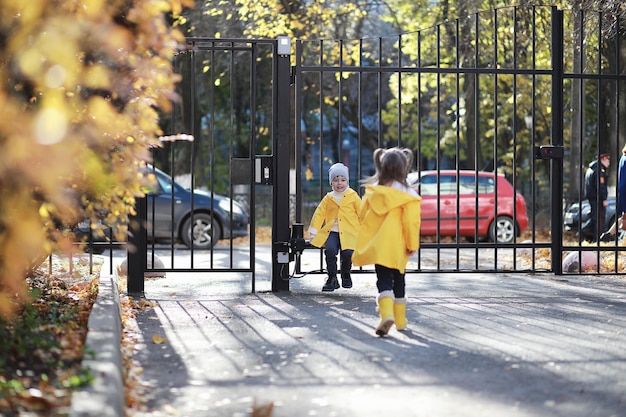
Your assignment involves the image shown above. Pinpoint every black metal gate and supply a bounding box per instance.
[127,37,292,293]
[292,6,626,276]
[125,6,626,294]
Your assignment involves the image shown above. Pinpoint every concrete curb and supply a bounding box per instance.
[70,266,124,417]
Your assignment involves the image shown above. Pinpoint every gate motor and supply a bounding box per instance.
[274,223,318,279]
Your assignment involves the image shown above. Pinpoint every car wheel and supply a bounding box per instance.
[181,213,221,249]
[489,216,515,243]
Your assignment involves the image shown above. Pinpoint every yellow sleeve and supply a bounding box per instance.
[403,198,422,251]
[309,195,329,230]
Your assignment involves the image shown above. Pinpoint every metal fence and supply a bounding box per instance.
[124,38,286,293]
[293,5,626,275]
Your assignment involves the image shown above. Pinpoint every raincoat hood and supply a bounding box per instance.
[364,184,419,215]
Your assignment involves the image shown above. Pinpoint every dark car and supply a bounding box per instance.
[409,170,529,243]
[75,166,249,250]
[563,197,616,238]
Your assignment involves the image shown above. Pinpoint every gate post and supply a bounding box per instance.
[127,195,147,294]
[551,6,565,275]
[271,37,292,291]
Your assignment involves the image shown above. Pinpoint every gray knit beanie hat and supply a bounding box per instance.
[328,163,349,185]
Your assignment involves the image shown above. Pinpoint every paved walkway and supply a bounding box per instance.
[122,267,626,417]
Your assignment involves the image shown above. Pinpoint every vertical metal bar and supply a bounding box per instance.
[417,30,423,271]
[417,31,422,174]
[551,6,565,275]
[575,9,585,257]
[318,39,324,190]
[209,43,216,269]
[338,40,343,160]
[228,42,236,268]
[611,15,622,268]
[594,12,603,259]
[455,17,461,270]
[295,40,303,224]
[189,40,197,268]
[512,6,518,270]
[378,37,383,147]
[249,42,257,290]
[318,40,325,271]
[294,41,303,275]
[530,6,537,270]
[573,9,585,268]
[493,8,499,269]
[436,23,443,269]
[358,39,363,188]
[597,11,605,269]
[169,132,176,265]
[149,162,156,267]
[474,12,480,268]
[271,39,291,291]
[397,34,402,146]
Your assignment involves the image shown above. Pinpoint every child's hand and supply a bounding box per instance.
[406,249,416,256]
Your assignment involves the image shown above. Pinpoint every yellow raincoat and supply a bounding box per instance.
[352,184,421,273]
[308,188,361,250]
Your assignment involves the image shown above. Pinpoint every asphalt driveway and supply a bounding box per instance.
[126,268,626,417]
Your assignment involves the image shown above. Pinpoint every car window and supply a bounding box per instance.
[458,175,495,195]
[459,176,476,195]
[420,175,436,196]
[156,172,173,195]
[420,173,496,196]
[421,175,456,196]
[150,169,182,196]
[478,176,495,194]
[439,176,457,195]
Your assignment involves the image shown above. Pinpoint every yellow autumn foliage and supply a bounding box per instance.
[0,0,194,319]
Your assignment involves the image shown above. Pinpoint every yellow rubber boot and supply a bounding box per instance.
[376,291,395,336]
[394,298,407,331]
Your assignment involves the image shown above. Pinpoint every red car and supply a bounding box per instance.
[410,170,529,243]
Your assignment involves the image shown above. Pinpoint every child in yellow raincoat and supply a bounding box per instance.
[308,163,361,292]
[352,148,421,336]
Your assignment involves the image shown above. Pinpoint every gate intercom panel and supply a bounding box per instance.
[255,156,273,185]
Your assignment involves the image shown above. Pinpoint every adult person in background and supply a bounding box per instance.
[584,153,610,242]
[600,145,626,241]
[619,145,626,218]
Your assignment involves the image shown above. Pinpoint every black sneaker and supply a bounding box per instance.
[341,272,353,288]
[322,276,340,292]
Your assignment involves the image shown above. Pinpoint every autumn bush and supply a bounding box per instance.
[0,0,193,318]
